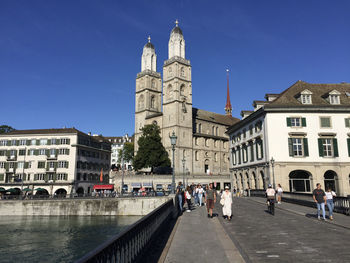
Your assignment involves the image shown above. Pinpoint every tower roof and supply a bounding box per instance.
[225,69,232,116]
[171,19,183,36]
[144,35,155,49]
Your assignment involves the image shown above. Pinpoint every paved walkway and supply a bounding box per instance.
[161,197,350,263]
[162,203,245,263]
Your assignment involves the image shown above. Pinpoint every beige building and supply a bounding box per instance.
[0,128,111,196]
[135,21,239,177]
[227,81,350,196]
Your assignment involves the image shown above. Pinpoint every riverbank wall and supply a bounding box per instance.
[0,197,172,216]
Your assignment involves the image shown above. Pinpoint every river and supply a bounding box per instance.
[0,215,142,263]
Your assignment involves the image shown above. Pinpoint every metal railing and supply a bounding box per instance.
[249,189,350,216]
[75,198,175,263]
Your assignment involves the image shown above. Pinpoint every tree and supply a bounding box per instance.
[0,125,15,134]
[117,142,135,165]
[134,124,171,170]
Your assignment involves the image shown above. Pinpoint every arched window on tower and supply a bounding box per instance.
[195,151,198,161]
[216,127,219,136]
[138,94,144,110]
[181,67,185,77]
[150,95,155,109]
[168,85,173,100]
[212,126,215,135]
[198,123,202,133]
[180,85,185,96]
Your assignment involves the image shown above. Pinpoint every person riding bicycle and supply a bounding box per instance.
[266,184,276,214]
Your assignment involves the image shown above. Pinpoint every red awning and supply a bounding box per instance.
[93,184,114,190]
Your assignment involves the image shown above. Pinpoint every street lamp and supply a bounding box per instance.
[270,157,276,189]
[181,157,186,187]
[169,131,177,194]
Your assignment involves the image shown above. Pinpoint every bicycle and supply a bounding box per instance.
[267,198,275,215]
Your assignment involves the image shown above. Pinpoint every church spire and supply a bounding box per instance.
[225,69,232,116]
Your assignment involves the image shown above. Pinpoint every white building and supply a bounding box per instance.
[0,128,111,196]
[106,134,133,170]
[227,81,350,196]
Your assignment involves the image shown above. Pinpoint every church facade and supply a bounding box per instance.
[134,21,239,176]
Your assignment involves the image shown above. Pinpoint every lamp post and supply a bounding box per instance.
[270,157,276,189]
[182,157,185,187]
[169,131,177,194]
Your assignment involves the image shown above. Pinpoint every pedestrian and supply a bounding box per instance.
[198,184,204,206]
[276,184,283,204]
[325,188,336,220]
[185,186,192,212]
[205,183,216,218]
[312,183,327,221]
[176,182,184,214]
[221,186,233,220]
[194,185,199,206]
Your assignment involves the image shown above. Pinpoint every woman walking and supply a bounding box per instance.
[185,186,192,212]
[276,184,283,204]
[221,186,233,220]
[325,188,336,220]
[198,184,204,206]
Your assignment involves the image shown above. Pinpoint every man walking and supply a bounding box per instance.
[313,183,327,220]
[176,182,184,214]
[205,183,216,218]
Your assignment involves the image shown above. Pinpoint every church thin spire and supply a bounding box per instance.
[225,69,232,116]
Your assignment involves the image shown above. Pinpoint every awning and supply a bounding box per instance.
[93,184,114,190]
[143,183,153,187]
[131,183,141,188]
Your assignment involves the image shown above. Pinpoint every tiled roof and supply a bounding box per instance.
[5,128,82,135]
[265,81,350,108]
[192,108,240,126]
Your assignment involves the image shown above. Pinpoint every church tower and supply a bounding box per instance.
[135,36,162,151]
[162,20,193,175]
[225,69,232,116]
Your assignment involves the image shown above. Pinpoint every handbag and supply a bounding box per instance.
[220,198,225,206]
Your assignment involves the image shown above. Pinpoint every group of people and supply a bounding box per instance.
[176,182,233,220]
[313,183,336,220]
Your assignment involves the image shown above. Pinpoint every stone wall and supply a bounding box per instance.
[0,196,172,216]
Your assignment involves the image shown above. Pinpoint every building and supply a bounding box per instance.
[105,134,133,170]
[134,21,239,176]
[227,80,350,196]
[0,128,111,196]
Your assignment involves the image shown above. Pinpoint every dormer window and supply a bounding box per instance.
[328,90,341,105]
[300,89,313,104]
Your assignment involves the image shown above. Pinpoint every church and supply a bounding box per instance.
[134,21,239,176]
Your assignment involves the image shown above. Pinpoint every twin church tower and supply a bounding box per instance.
[135,21,238,176]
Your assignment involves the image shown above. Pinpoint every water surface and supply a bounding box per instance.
[0,215,142,263]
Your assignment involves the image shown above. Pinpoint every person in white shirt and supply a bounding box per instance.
[276,184,283,204]
[185,186,192,212]
[325,188,336,220]
[221,186,233,220]
[197,185,204,206]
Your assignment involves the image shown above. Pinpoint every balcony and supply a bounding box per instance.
[47,155,57,160]
[7,155,16,161]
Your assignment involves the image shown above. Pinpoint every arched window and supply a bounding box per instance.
[181,67,185,77]
[289,170,312,192]
[212,126,215,135]
[168,85,173,99]
[214,153,217,162]
[151,79,156,89]
[150,95,155,109]
[216,127,219,136]
[195,151,198,161]
[324,170,337,192]
[198,123,202,133]
[138,94,144,110]
[180,85,185,96]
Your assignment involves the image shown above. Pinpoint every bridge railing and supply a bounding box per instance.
[75,198,175,263]
[249,189,350,216]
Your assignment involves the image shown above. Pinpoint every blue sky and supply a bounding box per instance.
[1,0,349,136]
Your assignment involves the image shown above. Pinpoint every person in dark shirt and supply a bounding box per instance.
[312,183,327,220]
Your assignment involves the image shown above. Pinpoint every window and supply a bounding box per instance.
[216,127,218,136]
[237,147,241,164]
[60,138,69,145]
[301,94,312,104]
[17,161,24,169]
[28,149,35,155]
[288,138,309,157]
[289,170,311,192]
[214,153,217,162]
[231,150,236,165]
[249,141,254,162]
[318,138,338,157]
[195,151,198,161]
[28,161,32,168]
[345,118,350,128]
[48,162,55,169]
[9,162,15,169]
[10,150,16,157]
[19,139,26,145]
[249,125,253,135]
[255,121,262,132]
[150,96,155,108]
[180,67,185,77]
[58,161,68,168]
[35,174,45,181]
[0,140,6,146]
[40,139,48,145]
[49,149,56,156]
[11,140,17,146]
[51,138,57,145]
[38,162,45,168]
[180,85,185,96]
[19,149,26,156]
[320,117,331,128]
[58,148,69,155]
[287,117,306,127]
[0,162,5,168]
[198,123,202,133]
[212,126,215,135]
[31,139,36,145]
[57,173,67,180]
[256,139,263,160]
[329,94,340,104]
[242,144,248,163]
[39,149,46,155]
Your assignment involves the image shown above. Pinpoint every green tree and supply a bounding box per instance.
[134,124,170,170]
[117,142,135,165]
[0,125,15,134]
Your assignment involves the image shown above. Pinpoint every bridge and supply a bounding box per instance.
[75,193,350,262]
